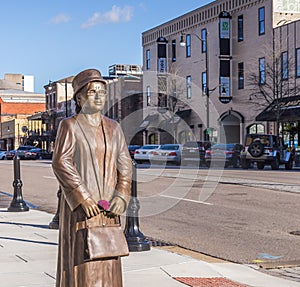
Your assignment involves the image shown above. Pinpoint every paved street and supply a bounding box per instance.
[0,160,300,282]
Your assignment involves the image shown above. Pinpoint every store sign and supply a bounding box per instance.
[219,77,232,103]
[21,126,28,133]
[220,18,230,39]
[219,11,232,103]
[158,58,167,73]
[157,37,168,74]
[219,11,231,56]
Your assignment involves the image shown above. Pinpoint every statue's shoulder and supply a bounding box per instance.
[102,116,119,129]
[59,114,78,129]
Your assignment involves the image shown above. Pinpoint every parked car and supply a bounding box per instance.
[181,141,211,166]
[149,144,182,165]
[0,149,7,160]
[6,145,36,160]
[240,134,294,170]
[25,148,53,160]
[15,145,37,159]
[205,143,244,168]
[128,145,141,159]
[134,144,161,163]
[23,149,39,160]
[5,150,17,160]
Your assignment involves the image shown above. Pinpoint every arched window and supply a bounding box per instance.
[247,124,265,134]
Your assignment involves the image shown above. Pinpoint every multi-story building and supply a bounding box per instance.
[42,77,74,151]
[0,89,45,150]
[141,0,300,146]
[106,64,143,145]
[0,73,35,92]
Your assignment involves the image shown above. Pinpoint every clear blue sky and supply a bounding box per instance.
[0,1,211,93]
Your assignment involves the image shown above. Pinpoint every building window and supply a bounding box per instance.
[147,86,151,106]
[201,29,207,53]
[46,95,49,110]
[49,94,52,109]
[238,15,244,41]
[297,48,300,78]
[202,71,207,94]
[247,123,265,134]
[171,79,177,97]
[146,49,150,70]
[158,93,167,108]
[238,62,244,89]
[186,76,192,98]
[51,92,57,109]
[172,40,176,62]
[54,92,57,108]
[186,34,191,57]
[149,133,158,144]
[258,7,265,35]
[259,57,266,84]
[281,51,288,80]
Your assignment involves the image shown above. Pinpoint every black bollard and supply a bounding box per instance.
[124,160,150,252]
[49,186,61,229]
[8,155,29,212]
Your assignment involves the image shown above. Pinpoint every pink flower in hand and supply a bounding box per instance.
[98,200,110,211]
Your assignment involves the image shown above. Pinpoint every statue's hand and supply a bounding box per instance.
[81,197,101,218]
[110,196,126,216]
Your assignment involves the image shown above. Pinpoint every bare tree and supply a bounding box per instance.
[247,52,300,135]
[156,63,189,142]
[157,62,189,112]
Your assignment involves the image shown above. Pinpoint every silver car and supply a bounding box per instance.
[149,144,182,165]
[0,149,6,160]
[134,144,161,163]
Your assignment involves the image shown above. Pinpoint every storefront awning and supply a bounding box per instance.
[136,114,159,132]
[176,109,191,118]
[137,109,192,132]
[256,95,300,122]
[159,109,192,131]
[166,109,191,125]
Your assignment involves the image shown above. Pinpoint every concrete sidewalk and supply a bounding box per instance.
[0,208,299,287]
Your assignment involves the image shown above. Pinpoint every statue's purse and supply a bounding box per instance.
[76,212,129,260]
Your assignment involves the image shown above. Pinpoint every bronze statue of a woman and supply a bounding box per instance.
[52,68,132,287]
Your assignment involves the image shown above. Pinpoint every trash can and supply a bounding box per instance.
[294,151,300,167]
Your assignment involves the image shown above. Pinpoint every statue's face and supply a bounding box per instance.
[79,82,106,113]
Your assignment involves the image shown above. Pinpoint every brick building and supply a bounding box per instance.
[0,89,45,150]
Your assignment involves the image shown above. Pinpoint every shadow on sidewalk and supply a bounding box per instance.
[0,236,58,246]
[0,221,50,229]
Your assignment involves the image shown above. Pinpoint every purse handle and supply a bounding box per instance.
[83,213,121,229]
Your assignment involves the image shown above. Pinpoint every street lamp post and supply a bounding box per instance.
[8,154,29,212]
[180,32,210,141]
[124,160,150,251]
[168,95,178,143]
[17,123,20,147]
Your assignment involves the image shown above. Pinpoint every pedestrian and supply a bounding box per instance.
[52,68,132,287]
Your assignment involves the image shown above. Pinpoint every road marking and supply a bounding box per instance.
[160,194,213,205]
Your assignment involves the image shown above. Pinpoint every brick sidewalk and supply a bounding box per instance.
[174,277,251,287]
